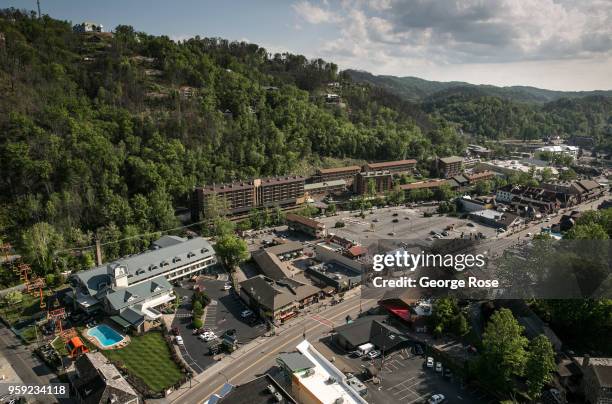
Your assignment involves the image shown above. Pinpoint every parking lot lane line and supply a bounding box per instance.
[406,393,430,404]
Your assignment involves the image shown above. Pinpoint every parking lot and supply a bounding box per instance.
[172,278,267,373]
[360,351,490,404]
[319,206,499,243]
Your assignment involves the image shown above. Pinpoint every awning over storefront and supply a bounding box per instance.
[381,303,411,321]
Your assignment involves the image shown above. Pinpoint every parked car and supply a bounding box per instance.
[435,362,442,372]
[428,394,446,404]
[526,232,533,237]
[412,344,424,356]
[368,350,381,359]
[171,326,180,336]
[199,332,217,341]
[426,357,434,368]
[372,218,379,222]
[497,228,506,233]
[175,336,184,345]
[467,222,475,227]
[223,282,232,291]
[241,309,254,318]
[351,350,364,358]
[443,368,452,379]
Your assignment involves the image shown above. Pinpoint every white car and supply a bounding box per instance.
[435,362,442,372]
[368,350,381,359]
[426,357,434,368]
[223,283,232,290]
[428,394,446,404]
[175,336,184,345]
[497,228,506,233]
[199,332,217,341]
[241,309,254,318]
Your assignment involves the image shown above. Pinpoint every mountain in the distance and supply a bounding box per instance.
[345,69,612,104]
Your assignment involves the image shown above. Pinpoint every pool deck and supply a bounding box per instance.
[84,324,131,350]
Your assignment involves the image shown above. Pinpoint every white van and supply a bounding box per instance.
[357,343,375,356]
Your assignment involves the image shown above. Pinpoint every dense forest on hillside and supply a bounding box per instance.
[0,10,464,276]
[0,10,610,279]
[347,70,612,145]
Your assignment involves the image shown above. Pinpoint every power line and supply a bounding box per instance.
[53,218,213,256]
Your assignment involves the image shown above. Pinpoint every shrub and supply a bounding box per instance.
[192,317,203,329]
[334,221,345,228]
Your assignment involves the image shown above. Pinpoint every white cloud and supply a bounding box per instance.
[292,1,340,24]
[305,0,612,90]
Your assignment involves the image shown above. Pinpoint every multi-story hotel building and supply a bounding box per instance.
[353,171,393,195]
[192,176,305,220]
[311,166,361,184]
[438,156,464,178]
[362,159,417,175]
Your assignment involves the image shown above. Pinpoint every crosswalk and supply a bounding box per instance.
[203,299,218,330]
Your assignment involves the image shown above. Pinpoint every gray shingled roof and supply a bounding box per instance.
[105,276,172,312]
[75,236,215,296]
[277,352,314,373]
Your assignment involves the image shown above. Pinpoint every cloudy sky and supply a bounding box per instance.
[3,0,611,90]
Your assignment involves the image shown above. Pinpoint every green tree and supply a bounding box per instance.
[21,222,64,274]
[215,234,249,270]
[192,317,203,329]
[525,335,556,399]
[480,308,528,391]
[474,180,492,195]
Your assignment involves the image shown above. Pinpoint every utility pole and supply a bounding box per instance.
[37,0,41,19]
[94,233,103,266]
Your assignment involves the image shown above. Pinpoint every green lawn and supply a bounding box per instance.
[103,331,183,393]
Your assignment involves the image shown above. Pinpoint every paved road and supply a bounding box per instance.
[0,322,71,403]
[168,287,385,404]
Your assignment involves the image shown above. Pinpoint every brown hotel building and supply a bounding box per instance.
[354,171,393,195]
[363,159,417,175]
[311,166,361,185]
[192,176,305,220]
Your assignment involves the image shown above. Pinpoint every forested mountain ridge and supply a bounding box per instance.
[0,9,464,276]
[346,69,612,104]
[348,70,612,143]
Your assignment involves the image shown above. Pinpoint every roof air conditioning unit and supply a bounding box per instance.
[267,384,277,394]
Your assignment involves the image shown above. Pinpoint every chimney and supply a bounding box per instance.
[582,354,590,368]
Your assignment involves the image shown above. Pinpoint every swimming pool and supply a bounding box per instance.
[87,324,125,348]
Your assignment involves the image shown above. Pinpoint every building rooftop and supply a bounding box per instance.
[252,250,293,281]
[295,340,368,404]
[74,236,215,297]
[73,352,139,404]
[212,374,297,404]
[277,352,315,373]
[286,213,325,230]
[264,241,304,257]
[365,159,417,169]
[239,275,320,311]
[317,166,361,174]
[334,315,408,351]
[439,156,464,164]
